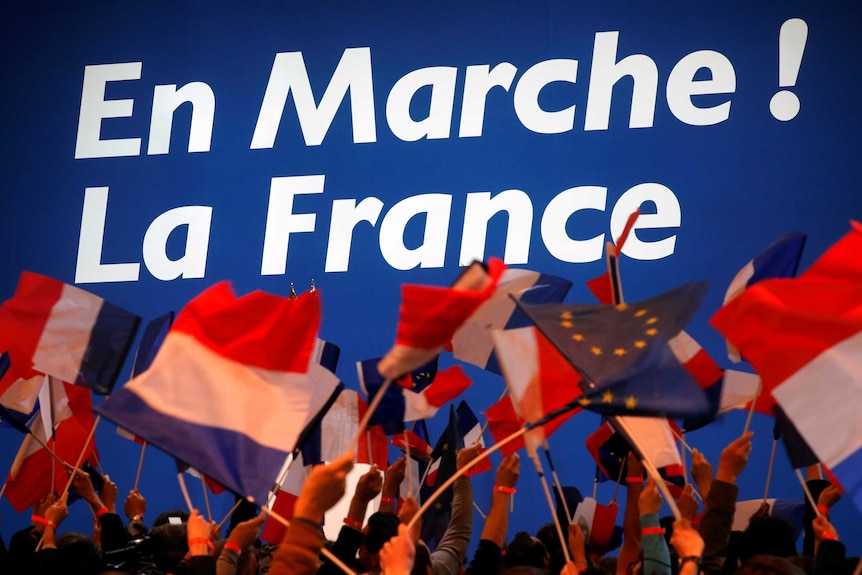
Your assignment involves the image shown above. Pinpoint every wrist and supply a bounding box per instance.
[343,516,363,530]
[817,504,830,516]
[821,530,838,541]
[224,540,241,554]
[494,485,516,495]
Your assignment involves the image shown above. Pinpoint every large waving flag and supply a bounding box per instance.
[450,268,571,373]
[711,223,862,509]
[96,282,338,504]
[0,272,141,394]
[723,232,807,362]
[377,258,505,379]
[5,380,96,512]
[517,282,708,389]
[359,357,471,435]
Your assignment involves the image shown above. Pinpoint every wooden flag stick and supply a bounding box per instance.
[472,500,487,520]
[742,379,762,436]
[260,505,356,575]
[352,378,392,462]
[177,471,195,513]
[217,498,244,532]
[610,458,626,505]
[403,429,414,499]
[542,441,572,523]
[529,449,573,565]
[417,456,433,492]
[853,557,862,575]
[58,414,102,500]
[200,473,213,522]
[133,441,148,492]
[763,438,778,503]
[794,468,821,517]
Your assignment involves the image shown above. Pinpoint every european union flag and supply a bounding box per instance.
[517,282,711,419]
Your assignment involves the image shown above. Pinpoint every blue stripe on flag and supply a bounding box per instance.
[79,300,141,394]
[96,390,287,503]
[132,312,174,377]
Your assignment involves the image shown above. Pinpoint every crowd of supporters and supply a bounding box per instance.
[0,431,852,575]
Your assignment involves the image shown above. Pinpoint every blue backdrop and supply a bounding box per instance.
[2,0,860,557]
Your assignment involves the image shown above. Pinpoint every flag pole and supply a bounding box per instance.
[610,458,625,505]
[762,438,778,503]
[794,468,821,517]
[216,498,244,532]
[742,379,762,436]
[177,471,195,513]
[58,414,101,500]
[542,440,573,523]
[352,378,392,462]
[200,473,213,522]
[528,448,573,564]
[269,452,296,509]
[133,441,148,492]
[403,430,414,499]
[259,504,356,575]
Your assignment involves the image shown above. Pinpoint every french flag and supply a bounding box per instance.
[490,326,583,455]
[0,272,141,394]
[0,348,43,421]
[450,268,571,374]
[358,358,472,435]
[723,233,806,362]
[455,401,492,475]
[96,282,340,504]
[377,258,505,380]
[300,387,389,470]
[262,452,311,544]
[5,379,97,512]
[713,223,862,509]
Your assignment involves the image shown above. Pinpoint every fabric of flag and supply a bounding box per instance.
[484,393,576,457]
[455,401,492,475]
[585,419,684,487]
[359,357,471,435]
[573,497,624,554]
[377,258,505,379]
[131,311,175,377]
[312,338,340,374]
[517,281,708,388]
[723,232,807,362]
[0,351,41,428]
[683,369,762,431]
[490,326,583,455]
[300,388,388,469]
[392,425,433,463]
[96,282,337,505]
[0,272,141,394]
[585,208,641,305]
[450,268,571,373]
[4,380,97,512]
[668,330,724,430]
[553,484,584,530]
[420,405,459,551]
[774,405,819,469]
[570,336,712,420]
[711,223,862,509]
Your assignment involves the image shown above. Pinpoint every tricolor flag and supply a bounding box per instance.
[573,497,624,554]
[358,358,471,435]
[262,453,311,544]
[732,499,806,538]
[300,388,388,470]
[450,268,571,374]
[711,223,862,510]
[377,258,505,380]
[96,282,339,504]
[0,349,42,425]
[484,394,575,456]
[455,401,492,475]
[4,380,96,512]
[490,326,582,455]
[0,272,141,394]
[723,232,807,362]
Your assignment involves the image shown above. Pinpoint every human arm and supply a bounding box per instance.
[380,456,406,514]
[617,451,645,575]
[380,523,416,575]
[639,477,671,575]
[690,449,712,500]
[430,444,480,575]
[346,464,382,528]
[670,518,704,575]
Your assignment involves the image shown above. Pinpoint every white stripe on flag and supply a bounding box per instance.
[617,416,682,469]
[126,332,335,453]
[33,283,102,383]
[320,390,361,462]
[773,329,862,469]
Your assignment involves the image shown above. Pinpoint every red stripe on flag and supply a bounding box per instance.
[171,282,320,373]
[423,366,471,408]
[0,273,64,375]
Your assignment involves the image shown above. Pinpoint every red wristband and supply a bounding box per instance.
[188,537,215,549]
[821,530,838,541]
[95,507,109,519]
[817,505,830,515]
[626,476,644,484]
[495,485,516,494]
[31,515,55,528]
[224,540,241,554]
[380,496,395,504]
[343,517,363,530]
[642,526,665,536]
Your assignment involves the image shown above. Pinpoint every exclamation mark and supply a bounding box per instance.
[769,18,808,121]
